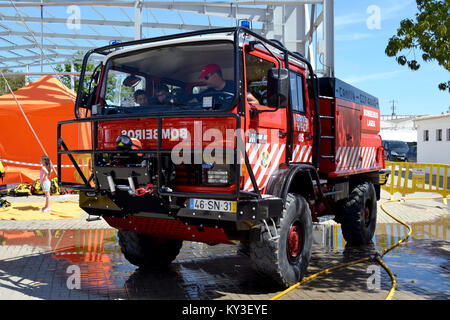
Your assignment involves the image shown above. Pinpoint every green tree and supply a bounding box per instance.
[0,68,25,95]
[55,51,97,93]
[385,0,449,92]
[56,52,119,102]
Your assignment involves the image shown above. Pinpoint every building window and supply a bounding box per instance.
[436,129,442,141]
[447,128,450,141]
[423,130,429,141]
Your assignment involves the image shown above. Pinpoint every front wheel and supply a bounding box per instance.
[249,193,312,287]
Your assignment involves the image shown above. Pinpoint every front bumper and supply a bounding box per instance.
[80,191,283,227]
[177,196,282,223]
[390,154,407,161]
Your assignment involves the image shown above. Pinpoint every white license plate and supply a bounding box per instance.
[189,199,237,213]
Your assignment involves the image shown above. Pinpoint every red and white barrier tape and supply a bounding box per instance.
[0,159,88,168]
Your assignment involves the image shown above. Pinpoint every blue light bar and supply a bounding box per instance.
[240,20,251,29]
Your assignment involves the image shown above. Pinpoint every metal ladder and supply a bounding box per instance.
[319,98,336,162]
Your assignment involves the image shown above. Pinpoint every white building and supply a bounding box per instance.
[413,113,450,164]
[380,115,419,142]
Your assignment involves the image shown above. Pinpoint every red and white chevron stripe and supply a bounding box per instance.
[290,144,313,163]
[243,142,285,192]
[336,146,377,172]
[242,144,378,190]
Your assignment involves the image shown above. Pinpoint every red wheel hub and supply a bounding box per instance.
[365,206,370,220]
[288,225,302,258]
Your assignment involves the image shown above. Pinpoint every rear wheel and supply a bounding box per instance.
[249,193,312,287]
[118,230,183,269]
[338,181,377,246]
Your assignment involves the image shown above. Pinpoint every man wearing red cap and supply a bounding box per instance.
[198,63,234,94]
[196,63,259,105]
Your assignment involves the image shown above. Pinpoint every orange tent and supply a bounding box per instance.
[0,75,91,185]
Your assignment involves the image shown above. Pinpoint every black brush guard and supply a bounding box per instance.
[57,112,261,201]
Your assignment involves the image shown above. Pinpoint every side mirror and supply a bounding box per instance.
[123,75,141,87]
[79,68,101,110]
[79,92,90,109]
[267,68,289,108]
[79,87,97,110]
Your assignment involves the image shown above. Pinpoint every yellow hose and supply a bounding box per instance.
[270,195,446,300]
[379,199,412,256]
[380,196,447,256]
[269,256,370,300]
[375,256,396,300]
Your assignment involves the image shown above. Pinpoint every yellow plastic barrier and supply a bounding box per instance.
[0,159,5,181]
[73,154,93,185]
[382,161,449,204]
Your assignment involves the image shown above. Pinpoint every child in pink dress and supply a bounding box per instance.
[40,155,52,213]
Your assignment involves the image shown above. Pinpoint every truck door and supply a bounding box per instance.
[289,69,313,165]
[243,50,287,192]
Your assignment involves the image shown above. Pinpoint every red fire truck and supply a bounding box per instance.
[57,27,388,287]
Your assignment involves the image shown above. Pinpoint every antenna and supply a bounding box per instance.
[390,100,398,119]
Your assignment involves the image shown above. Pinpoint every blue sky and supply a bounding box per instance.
[334,0,449,116]
[1,0,448,116]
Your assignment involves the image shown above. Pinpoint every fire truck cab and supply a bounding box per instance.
[58,27,387,288]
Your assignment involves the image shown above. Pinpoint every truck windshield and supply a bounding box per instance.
[99,41,236,114]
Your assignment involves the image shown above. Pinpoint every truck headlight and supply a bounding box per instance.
[203,164,231,185]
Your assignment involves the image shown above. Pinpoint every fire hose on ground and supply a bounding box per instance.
[270,195,447,300]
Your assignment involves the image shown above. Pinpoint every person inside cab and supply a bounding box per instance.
[151,85,171,104]
[134,89,149,106]
[191,63,259,105]
[198,64,234,94]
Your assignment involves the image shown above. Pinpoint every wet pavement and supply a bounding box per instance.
[0,216,448,300]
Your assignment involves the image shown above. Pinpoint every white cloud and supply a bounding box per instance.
[343,70,406,85]
[335,32,373,41]
[384,0,416,17]
[335,13,366,28]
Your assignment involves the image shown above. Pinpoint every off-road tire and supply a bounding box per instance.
[118,230,183,269]
[338,181,377,246]
[249,193,312,288]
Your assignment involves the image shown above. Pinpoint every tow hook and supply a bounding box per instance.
[370,252,381,261]
[135,183,155,196]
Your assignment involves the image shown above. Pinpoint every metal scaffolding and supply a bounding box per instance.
[0,0,334,79]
